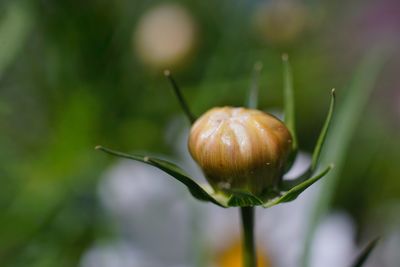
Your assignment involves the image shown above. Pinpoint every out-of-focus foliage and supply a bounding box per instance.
[0,0,399,266]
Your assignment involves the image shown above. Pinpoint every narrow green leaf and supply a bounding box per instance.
[164,70,196,124]
[282,54,298,153]
[0,2,32,76]
[311,89,336,171]
[263,165,333,208]
[226,190,264,207]
[247,62,263,109]
[350,238,379,267]
[301,49,387,267]
[96,146,225,207]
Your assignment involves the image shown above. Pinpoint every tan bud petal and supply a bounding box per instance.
[188,107,292,198]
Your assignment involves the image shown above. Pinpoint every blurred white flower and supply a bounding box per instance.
[310,212,356,267]
[80,241,158,267]
[96,159,196,266]
[134,3,197,70]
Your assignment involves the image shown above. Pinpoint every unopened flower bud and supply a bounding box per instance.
[188,107,292,198]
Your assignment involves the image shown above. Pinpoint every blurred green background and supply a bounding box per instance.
[0,0,399,266]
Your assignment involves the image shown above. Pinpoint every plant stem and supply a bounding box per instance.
[164,70,196,124]
[241,207,257,267]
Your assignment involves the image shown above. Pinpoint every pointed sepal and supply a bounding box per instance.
[263,164,333,208]
[96,146,226,207]
[226,190,264,207]
[310,89,336,171]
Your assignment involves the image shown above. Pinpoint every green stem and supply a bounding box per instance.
[164,70,196,124]
[241,207,257,267]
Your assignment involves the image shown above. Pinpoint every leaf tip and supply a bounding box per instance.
[369,237,380,246]
[282,53,289,61]
[95,145,103,150]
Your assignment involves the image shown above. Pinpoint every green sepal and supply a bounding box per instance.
[310,89,336,171]
[283,89,336,183]
[96,146,225,207]
[226,190,264,207]
[282,54,298,162]
[263,164,333,208]
[246,62,263,109]
[350,238,379,267]
[96,147,332,209]
[279,172,308,192]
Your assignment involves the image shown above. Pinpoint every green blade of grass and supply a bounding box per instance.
[0,2,32,76]
[301,49,387,267]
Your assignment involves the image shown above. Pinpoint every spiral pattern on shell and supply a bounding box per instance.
[188,107,292,197]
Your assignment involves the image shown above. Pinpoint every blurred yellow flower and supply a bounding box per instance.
[216,240,270,267]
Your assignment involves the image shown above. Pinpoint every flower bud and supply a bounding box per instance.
[188,107,292,198]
